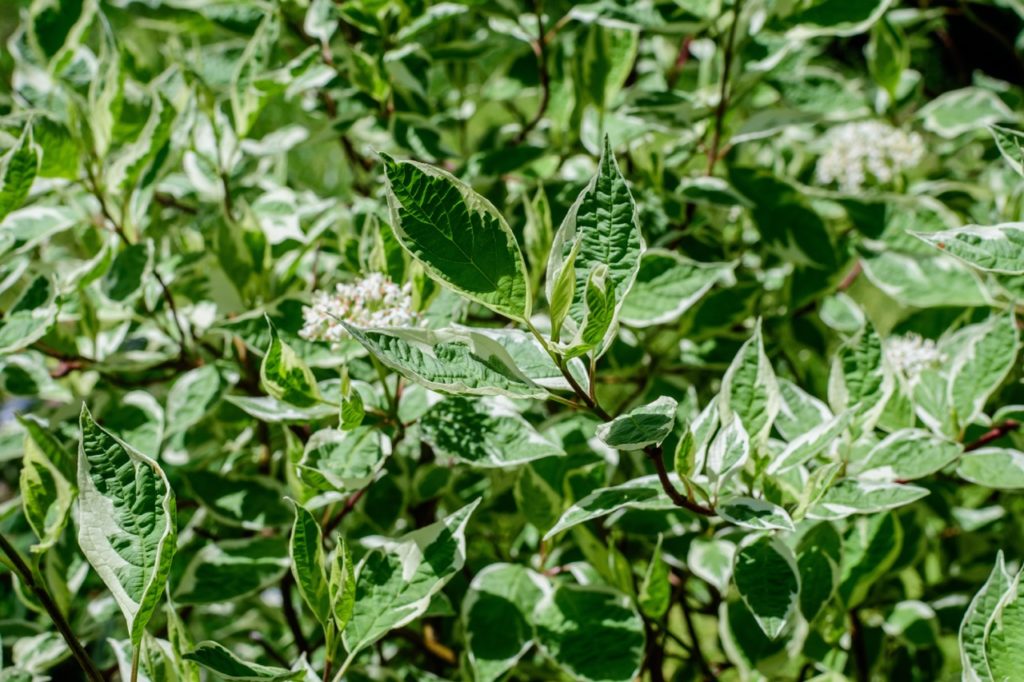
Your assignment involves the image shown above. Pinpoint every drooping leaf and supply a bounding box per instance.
[838,512,902,607]
[76,405,176,647]
[288,501,332,630]
[382,155,530,321]
[174,537,289,605]
[183,471,292,530]
[0,127,39,222]
[184,641,302,681]
[620,249,733,327]
[533,584,645,682]
[18,416,76,552]
[543,475,676,539]
[261,320,321,407]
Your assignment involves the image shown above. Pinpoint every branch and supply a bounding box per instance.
[965,419,1020,452]
[0,534,105,682]
[280,571,311,655]
[513,1,550,145]
[705,0,744,175]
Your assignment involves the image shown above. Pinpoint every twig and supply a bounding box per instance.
[965,420,1020,452]
[323,486,369,536]
[513,0,550,145]
[280,572,311,655]
[705,0,744,175]
[0,534,105,682]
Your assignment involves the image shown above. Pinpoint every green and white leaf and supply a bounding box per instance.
[596,396,677,451]
[299,427,388,491]
[960,551,1011,682]
[343,499,480,656]
[918,87,1012,138]
[916,224,1024,275]
[808,479,929,520]
[533,584,645,682]
[958,449,1024,489]
[261,321,321,407]
[947,314,1019,429]
[382,155,530,321]
[184,641,302,681]
[733,535,800,640]
[420,396,563,468]
[174,537,289,604]
[620,249,733,327]
[828,322,893,432]
[768,411,850,475]
[704,418,751,494]
[854,429,961,481]
[718,497,795,532]
[18,416,75,552]
[76,405,176,647]
[543,475,677,540]
[990,124,1024,176]
[719,322,780,446]
[289,501,332,630]
[0,126,38,222]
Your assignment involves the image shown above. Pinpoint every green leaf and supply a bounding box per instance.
[166,365,222,435]
[174,536,289,605]
[958,449,1024,489]
[17,416,75,553]
[828,321,893,432]
[775,378,832,442]
[990,124,1024,176]
[546,137,643,334]
[260,319,321,407]
[534,584,645,682]
[839,512,902,607]
[596,396,677,451]
[717,497,795,532]
[809,478,929,520]
[568,265,617,354]
[299,427,387,491]
[639,536,671,619]
[76,405,176,647]
[231,13,279,137]
[224,395,336,423]
[102,242,150,303]
[620,249,733,327]
[733,535,800,640]
[704,418,751,494]
[183,471,292,530]
[184,641,302,681]
[719,322,780,446]
[0,127,39,222]
[768,411,851,475]
[382,155,530,321]
[854,429,962,481]
[960,551,1011,682]
[918,87,1012,138]
[420,396,563,468]
[543,475,676,540]
[343,499,480,655]
[463,563,545,682]
[948,315,1019,429]
[548,240,577,342]
[688,537,736,593]
[916,224,1024,275]
[860,250,990,308]
[288,501,332,630]
[0,276,59,354]
[783,0,892,38]
[984,570,1024,682]
[343,325,545,398]
[797,522,841,621]
[866,17,907,99]
[329,538,356,633]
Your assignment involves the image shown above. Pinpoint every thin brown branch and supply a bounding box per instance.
[965,420,1020,452]
[513,1,550,145]
[280,571,311,655]
[0,534,105,682]
[706,0,744,175]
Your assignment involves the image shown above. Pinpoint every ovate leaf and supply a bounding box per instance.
[733,536,800,640]
[299,427,387,491]
[828,321,893,432]
[620,249,733,327]
[543,475,676,540]
[77,406,176,647]
[717,497,795,532]
[917,224,1024,275]
[596,396,677,451]
[990,124,1024,176]
[838,512,902,607]
[639,536,671,619]
[855,429,961,481]
[343,499,480,655]
[174,537,289,605]
[958,449,1024,489]
[534,584,644,682]
[382,155,530,321]
[809,479,929,520]
[463,563,546,682]
[0,127,39,222]
[947,315,1019,429]
[420,396,563,468]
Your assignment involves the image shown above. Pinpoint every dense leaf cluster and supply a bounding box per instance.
[2,1,1024,681]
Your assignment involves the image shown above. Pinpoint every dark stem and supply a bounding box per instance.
[644,444,715,516]
[513,0,550,145]
[678,576,714,680]
[964,419,1020,452]
[0,534,105,682]
[849,608,870,682]
[280,571,311,655]
[706,0,744,175]
[323,486,369,536]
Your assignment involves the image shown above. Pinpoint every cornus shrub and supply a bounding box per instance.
[4,1,1024,681]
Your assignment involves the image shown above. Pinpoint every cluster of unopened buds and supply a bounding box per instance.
[815,120,924,192]
[299,273,417,347]
[886,333,945,381]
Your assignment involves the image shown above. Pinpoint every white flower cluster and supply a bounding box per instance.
[815,121,924,192]
[299,273,416,347]
[886,333,945,381]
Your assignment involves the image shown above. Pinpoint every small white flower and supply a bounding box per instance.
[815,121,924,192]
[300,273,417,347]
[886,333,945,381]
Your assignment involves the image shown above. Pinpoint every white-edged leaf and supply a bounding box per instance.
[958,448,1024,489]
[719,322,779,446]
[916,224,1024,275]
[808,478,929,520]
[717,497,795,532]
[960,551,1011,682]
[733,535,799,640]
[543,475,677,540]
[620,249,733,327]
[855,429,961,481]
[596,396,677,451]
